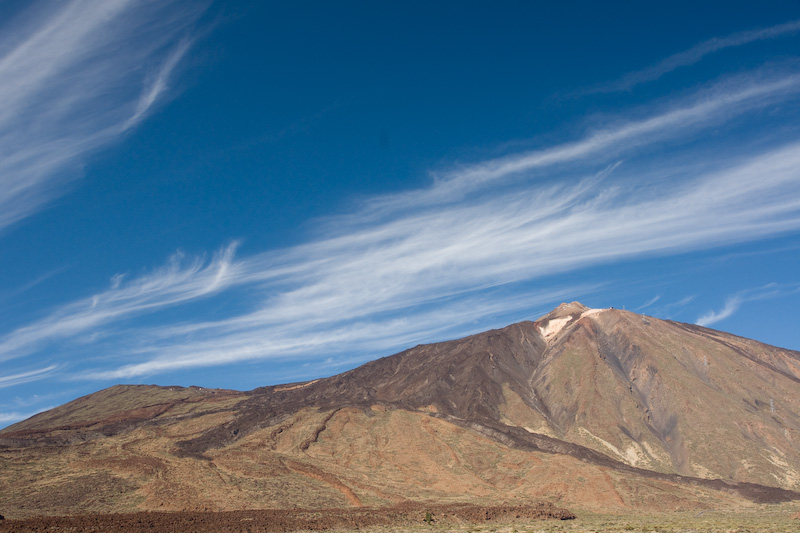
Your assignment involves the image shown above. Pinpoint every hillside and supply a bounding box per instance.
[2,302,800,519]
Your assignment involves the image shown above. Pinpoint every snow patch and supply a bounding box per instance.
[538,307,607,342]
[538,316,573,339]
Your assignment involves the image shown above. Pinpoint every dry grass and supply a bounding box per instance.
[323,507,800,532]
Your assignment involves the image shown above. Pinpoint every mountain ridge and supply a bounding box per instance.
[2,302,800,517]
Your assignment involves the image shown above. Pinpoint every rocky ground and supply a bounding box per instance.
[3,507,800,532]
[0,503,574,532]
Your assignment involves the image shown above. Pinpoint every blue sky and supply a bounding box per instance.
[2,1,800,428]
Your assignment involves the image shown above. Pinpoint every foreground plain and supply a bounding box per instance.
[2,507,800,532]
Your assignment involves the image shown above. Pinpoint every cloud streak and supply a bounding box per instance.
[367,69,800,212]
[591,19,800,93]
[0,409,50,426]
[637,295,661,310]
[0,365,59,389]
[696,283,800,327]
[1,65,800,384]
[0,245,239,363]
[0,0,206,232]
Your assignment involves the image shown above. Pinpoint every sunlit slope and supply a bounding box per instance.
[515,303,800,489]
[2,385,246,443]
[2,302,800,518]
[0,401,769,518]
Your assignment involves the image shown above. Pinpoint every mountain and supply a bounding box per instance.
[2,302,800,519]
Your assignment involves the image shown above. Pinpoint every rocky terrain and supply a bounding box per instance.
[0,502,574,532]
[2,302,800,527]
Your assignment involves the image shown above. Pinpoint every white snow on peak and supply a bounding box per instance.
[580,308,606,318]
[538,307,608,341]
[538,316,573,339]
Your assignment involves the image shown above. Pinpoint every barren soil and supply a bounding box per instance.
[4,507,800,532]
[0,503,574,532]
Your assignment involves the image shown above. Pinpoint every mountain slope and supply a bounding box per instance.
[2,302,800,518]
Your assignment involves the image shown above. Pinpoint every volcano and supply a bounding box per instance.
[2,302,800,518]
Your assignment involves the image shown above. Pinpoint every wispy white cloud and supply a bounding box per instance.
[637,295,661,310]
[696,283,800,326]
[81,285,593,380]
[0,389,76,427]
[0,407,53,426]
[0,244,239,362]
[0,267,68,303]
[122,36,195,131]
[697,296,743,327]
[590,19,800,93]
[654,296,697,320]
[1,66,800,382]
[365,70,800,211]
[0,0,206,232]
[0,365,59,388]
[665,296,696,311]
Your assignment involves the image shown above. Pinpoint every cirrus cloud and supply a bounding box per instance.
[1,67,799,383]
[0,0,208,233]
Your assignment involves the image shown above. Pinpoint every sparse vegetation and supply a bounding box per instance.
[3,304,800,527]
[320,508,800,532]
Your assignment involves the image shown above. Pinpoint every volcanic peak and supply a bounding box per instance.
[3,301,800,517]
[534,301,606,342]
